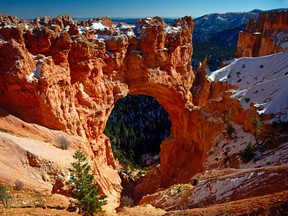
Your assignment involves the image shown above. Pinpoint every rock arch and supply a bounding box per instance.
[99,16,202,188]
[0,15,212,207]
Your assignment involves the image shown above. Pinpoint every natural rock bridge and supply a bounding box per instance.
[0,15,249,207]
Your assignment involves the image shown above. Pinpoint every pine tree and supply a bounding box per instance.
[222,111,236,138]
[69,150,107,216]
[253,115,262,145]
[0,184,12,207]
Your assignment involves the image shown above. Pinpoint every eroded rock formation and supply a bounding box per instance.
[235,10,288,57]
[0,14,200,206]
[2,11,278,209]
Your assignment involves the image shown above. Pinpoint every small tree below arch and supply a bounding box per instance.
[69,150,107,216]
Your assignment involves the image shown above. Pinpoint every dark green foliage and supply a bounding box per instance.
[265,130,279,145]
[193,42,236,71]
[69,150,107,216]
[263,121,287,150]
[192,11,260,71]
[253,115,262,145]
[241,142,255,163]
[0,184,12,207]
[270,120,288,134]
[226,123,236,138]
[222,111,236,138]
[193,24,245,71]
[104,95,171,168]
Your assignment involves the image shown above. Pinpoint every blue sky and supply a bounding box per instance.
[1,0,287,19]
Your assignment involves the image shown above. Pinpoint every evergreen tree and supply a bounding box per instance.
[104,94,172,166]
[222,111,236,138]
[69,150,107,216]
[0,184,12,207]
[128,127,136,161]
[253,115,262,145]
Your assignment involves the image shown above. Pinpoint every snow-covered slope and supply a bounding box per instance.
[208,52,288,121]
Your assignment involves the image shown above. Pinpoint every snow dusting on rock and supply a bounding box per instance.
[165,26,181,36]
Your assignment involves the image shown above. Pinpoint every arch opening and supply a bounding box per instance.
[104,94,171,168]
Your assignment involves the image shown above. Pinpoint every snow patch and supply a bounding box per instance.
[20,23,30,30]
[208,52,288,119]
[91,22,109,31]
[28,64,44,82]
[222,58,238,66]
[95,34,112,41]
[273,32,288,49]
[145,17,152,24]
[2,25,16,29]
[64,25,70,31]
[113,23,135,37]
[165,26,181,36]
[126,30,135,37]
[113,23,133,30]
[204,124,255,170]
[78,26,85,34]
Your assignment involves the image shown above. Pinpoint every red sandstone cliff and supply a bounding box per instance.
[235,10,288,57]
[0,14,199,207]
[2,11,287,212]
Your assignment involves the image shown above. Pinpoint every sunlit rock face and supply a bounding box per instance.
[235,10,288,57]
[2,10,285,209]
[0,14,203,206]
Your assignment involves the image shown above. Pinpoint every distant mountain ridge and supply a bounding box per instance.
[192,10,261,71]
[193,10,260,42]
[73,17,176,25]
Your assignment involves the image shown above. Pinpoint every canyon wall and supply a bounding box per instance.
[235,10,288,57]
